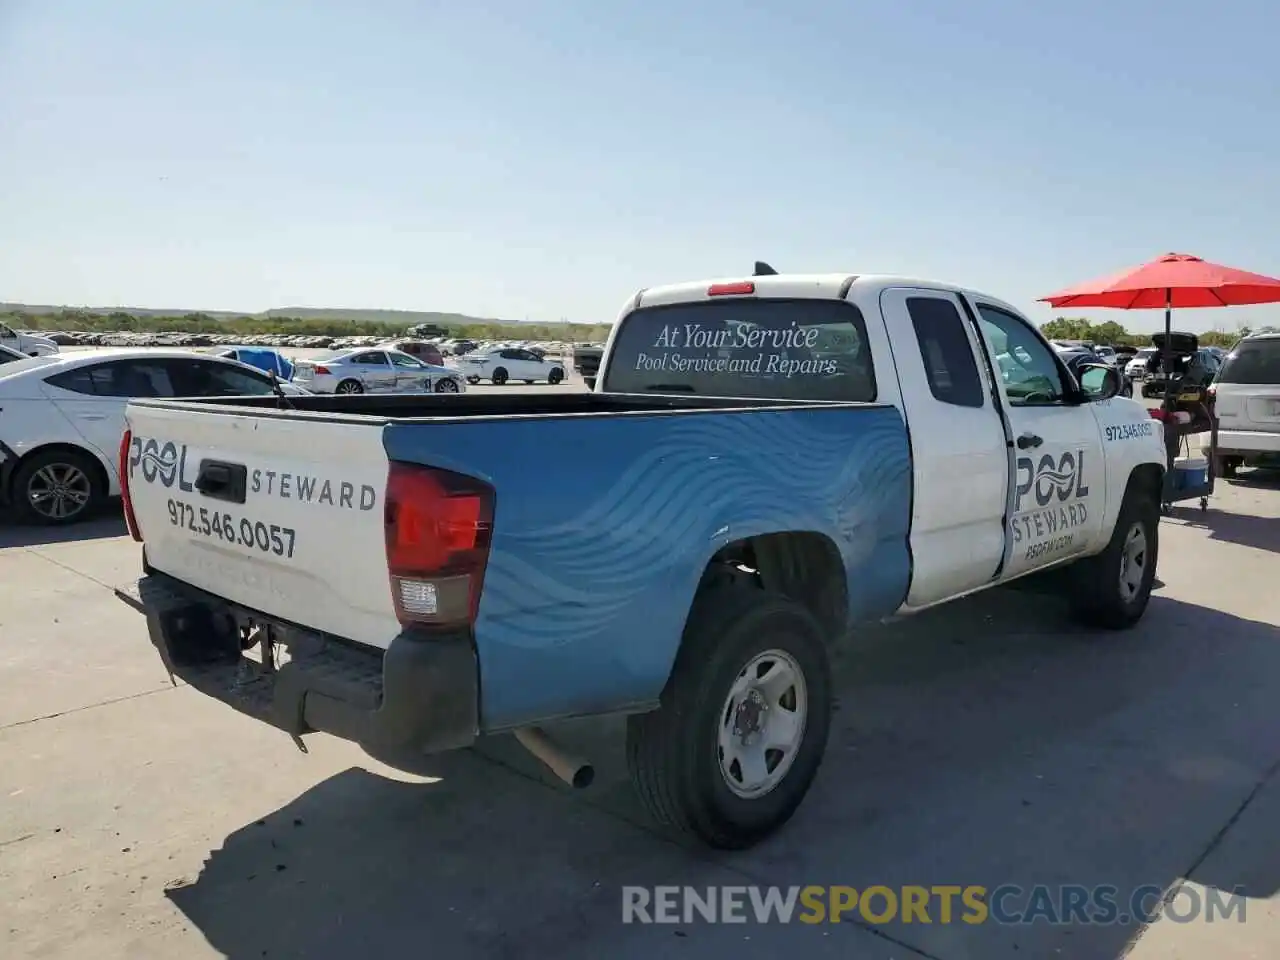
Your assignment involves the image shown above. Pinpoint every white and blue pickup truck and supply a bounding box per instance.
[114,268,1168,849]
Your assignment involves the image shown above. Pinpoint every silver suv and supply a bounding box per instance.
[1208,333,1280,476]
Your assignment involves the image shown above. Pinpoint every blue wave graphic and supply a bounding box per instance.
[384,405,912,727]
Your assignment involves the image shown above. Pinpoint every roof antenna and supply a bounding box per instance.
[753,261,778,276]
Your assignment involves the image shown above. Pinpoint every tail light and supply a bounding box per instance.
[119,429,142,541]
[314,365,331,375]
[1207,384,1217,398]
[384,462,494,630]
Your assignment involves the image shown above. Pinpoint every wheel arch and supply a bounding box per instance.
[3,441,115,503]
[654,531,848,697]
[1127,460,1164,506]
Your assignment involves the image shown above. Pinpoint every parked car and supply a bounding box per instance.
[572,343,603,389]
[292,348,468,395]
[115,267,1164,850]
[0,349,309,525]
[0,321,58,357]
[1205,332,1280,476]
[1125,347,1157,379]
[379,339,446,367]
[214,347,295,381]
[460,347,566,385]
[0,343,36,366]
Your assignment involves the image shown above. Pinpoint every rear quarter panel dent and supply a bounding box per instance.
[383,406,912,729]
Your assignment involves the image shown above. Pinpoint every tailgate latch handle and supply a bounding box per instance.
[195,459,248,505]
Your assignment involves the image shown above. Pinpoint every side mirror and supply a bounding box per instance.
[1079,363,1122,401]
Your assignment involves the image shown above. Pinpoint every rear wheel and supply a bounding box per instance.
[1068,485,1159,629]
[335,379,363,394]
[10,448,104,525]
[491,367,508,386]
[626,581,832,849]
[434,378,459,393]
[466,376,480,385]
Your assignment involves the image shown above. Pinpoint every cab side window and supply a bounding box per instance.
[975,305,1067,405]
[906,296,985,408]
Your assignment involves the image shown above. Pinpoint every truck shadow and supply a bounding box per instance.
[164,591,1280,960]
[0,507,126,548]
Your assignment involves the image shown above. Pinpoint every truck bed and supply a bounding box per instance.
[134,391,869,420]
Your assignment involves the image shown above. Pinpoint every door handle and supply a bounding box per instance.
[1016,433,1043,450]
[79,414,107,421]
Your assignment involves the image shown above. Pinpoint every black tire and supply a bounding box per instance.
[491,367,508,385]
[1216,456,1239,479]
[434,378,459,393]
[9,448,105,526]
[466,376,481,385]
[335,379,363,395]
[548,368,564,385]
[626,581,833,849]
[524,380,535,384]
[1068,485,1159,629]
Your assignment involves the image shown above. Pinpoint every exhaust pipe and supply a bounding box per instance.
[514,726,594,789]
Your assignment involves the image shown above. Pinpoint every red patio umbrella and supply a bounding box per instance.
[1039,252,1280,407]
[1039,252,1280,311]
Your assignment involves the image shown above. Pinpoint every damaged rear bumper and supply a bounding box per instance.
[115,572,479,767]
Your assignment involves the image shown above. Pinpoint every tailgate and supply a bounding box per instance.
[124,401,399,649]
[1243,388,1280,428]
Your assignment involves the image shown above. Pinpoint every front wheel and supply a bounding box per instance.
[466,376,481,385]
[1068,486,1159,629]
[434,378,459,393]
[548,368,564,385]
[491,367,508,386]
[626,582,832,849]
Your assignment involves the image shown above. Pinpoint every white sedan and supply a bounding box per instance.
[460,347,567,385]
[292,348,469,395]
[0,348,308,525]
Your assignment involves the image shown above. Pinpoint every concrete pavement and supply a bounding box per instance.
[1,422,1278,958]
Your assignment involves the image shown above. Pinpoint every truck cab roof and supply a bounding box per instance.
[632,272,1027,319]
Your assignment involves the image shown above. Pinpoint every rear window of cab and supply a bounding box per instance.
[602,298,877,401]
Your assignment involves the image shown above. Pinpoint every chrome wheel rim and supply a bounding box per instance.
[717,649,808,799]
[336,381,360,394]
[1118,522,1148,602]
[436,379,459,393]
[27,463,92,520]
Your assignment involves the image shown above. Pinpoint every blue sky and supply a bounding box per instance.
[2,0,1278,333]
